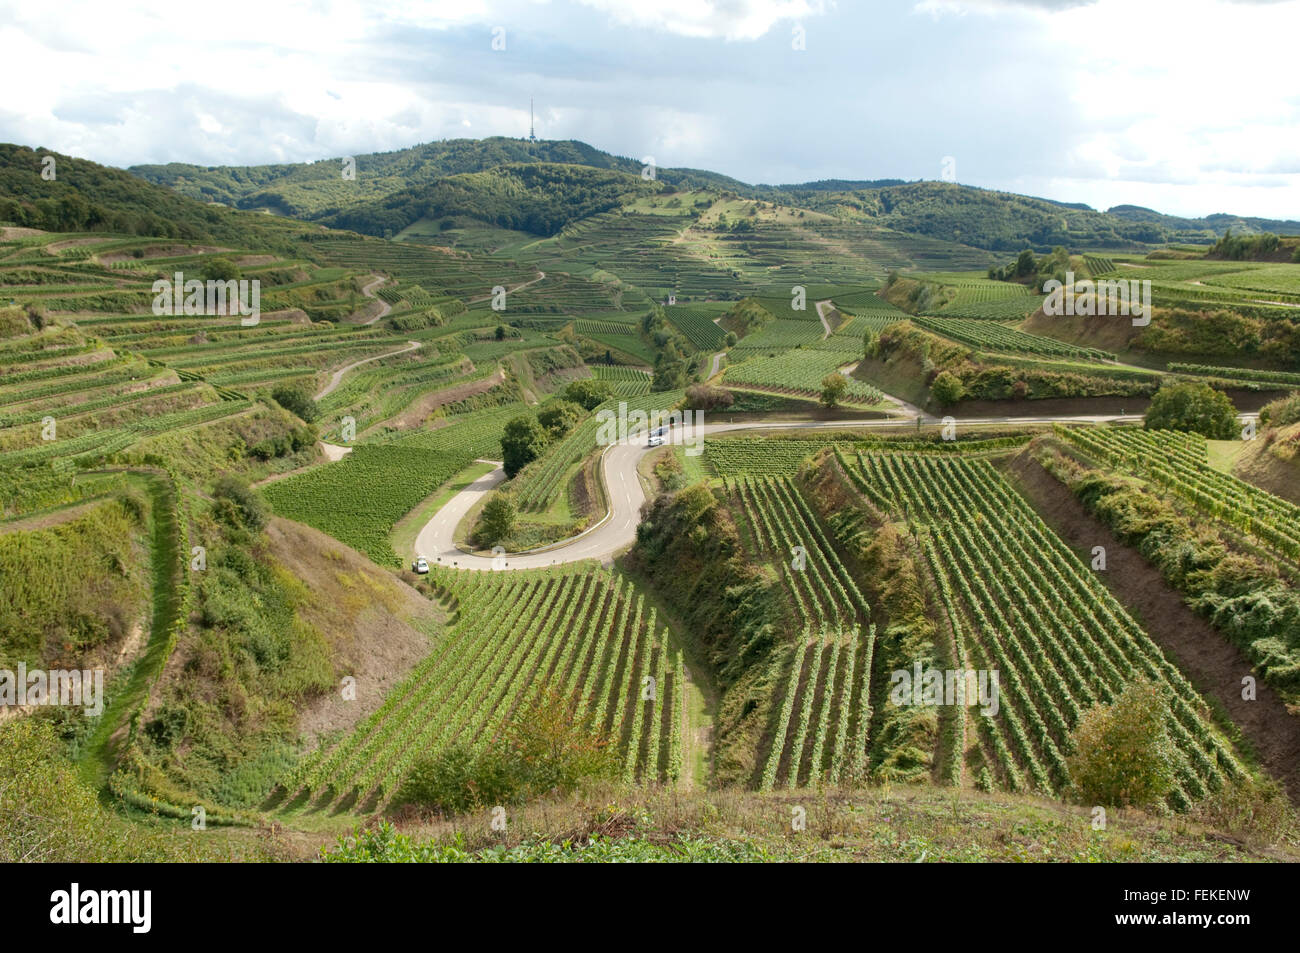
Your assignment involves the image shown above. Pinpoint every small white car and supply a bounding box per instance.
[647,434,664,448]
[412,556,429,574]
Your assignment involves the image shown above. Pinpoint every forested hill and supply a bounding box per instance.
[315,163,660,236]
[127,136,1300,249]
[9,134,1300,251]
[130,137,750,221]
[0,143,323,250]
[780,181,1300,251]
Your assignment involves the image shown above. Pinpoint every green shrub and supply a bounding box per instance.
[1066,680,1176,809]
[395,690,614,814]
[536,398,584,438]
[501,415,550,478]
[820,373,847,408]
[1144,381,1238,438]
[212,476,267,532]
[0,720,214,861]
[200,256,240,282]
[931,371,964,405]
[476,493,517,547]
[270,383,320,423]
[1260,391,1300,429]
[563,378,613,411]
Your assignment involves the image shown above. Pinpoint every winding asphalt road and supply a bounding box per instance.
[410,409,1254,571]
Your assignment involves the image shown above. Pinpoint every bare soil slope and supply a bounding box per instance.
[264,518,441,742]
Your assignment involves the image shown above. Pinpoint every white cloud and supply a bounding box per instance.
[573,0,831,40]
[914,0,1099,16]
[1,0,1297,218]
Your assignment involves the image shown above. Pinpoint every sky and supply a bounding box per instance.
[2,0,1299,219]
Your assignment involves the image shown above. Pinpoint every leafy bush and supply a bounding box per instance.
[250,425,315,460]
[212,476,267,532]
[501,415,550,478]
[270,383,320,423]
[1135,308,1263,357]
[1260,391,1300,429]
[1209,229,1280,261]
[931,370,964,405]
[200,256,240,282]
[563,378,612,410]
[820,373,847,408]
[536,398,584,438]
[395,690,614,814]
[476,493,517,547]
[0,720,213,861]
[1066,680,1176,809]
[322,822,777,863]
[1144,381,1238,438]
[683,383,734,411]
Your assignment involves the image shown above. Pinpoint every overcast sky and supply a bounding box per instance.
[3,0,1299,219]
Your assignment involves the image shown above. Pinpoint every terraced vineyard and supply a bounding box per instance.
[574,318,639,337]
[664,304,728,350]
[912,315,1114,360]
[829,288,895,312]
[1056,426,1300,560]
[591,364,652,396]
[1084,256,1117,277]
[934,294,1046,320]
[1167,363,1300,388]
[732,319,824,353]
[724,350,882,404]
[728,476,875,788]
[312,236,538,302]
[525,210,758,299]
[853,451,1243,807]
[284,568,684,806]
[705,434,1034,476]
[706,438,829,475]
[315,350,482,435]
[483,272,625,314]
[935,277,1035,307]
[262,404,526,564]
[802,313,889,356]
[7,117,1300,873]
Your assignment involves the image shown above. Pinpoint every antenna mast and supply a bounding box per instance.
[529,99,537,142]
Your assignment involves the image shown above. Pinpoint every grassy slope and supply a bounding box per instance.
[1233,422,1300,506]
[311,783,1299,862]
[80,471,187,789]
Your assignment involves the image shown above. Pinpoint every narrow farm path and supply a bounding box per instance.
[314,340,420,401]
[815,299,838,339]
[465,269,546,304]
[357,274,392,325]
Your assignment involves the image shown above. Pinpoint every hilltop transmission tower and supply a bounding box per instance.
[529,99,537,142]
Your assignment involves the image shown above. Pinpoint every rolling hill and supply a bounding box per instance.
[126,137,1300,249]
